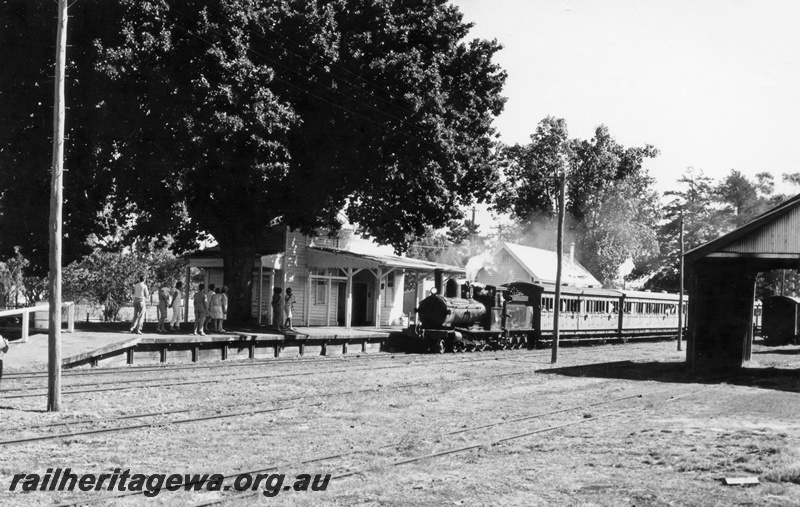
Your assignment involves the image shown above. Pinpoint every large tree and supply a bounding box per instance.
[2,0,507,322]
[0,1,124,273]
[494,118,660,286]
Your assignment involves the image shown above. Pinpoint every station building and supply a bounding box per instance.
[184,227,465,329]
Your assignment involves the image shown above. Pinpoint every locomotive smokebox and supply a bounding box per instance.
[417,294,486,329]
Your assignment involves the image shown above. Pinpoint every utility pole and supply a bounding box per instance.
[471,207,477,257]
[551,170,566,364]
[48,0,69,412]
[677,209,684,352]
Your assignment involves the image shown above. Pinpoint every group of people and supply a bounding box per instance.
[129,275,228,335]
[192,283,229,336]
[130,276,186,334]
[271,287,296,330]
[131,275,300,334]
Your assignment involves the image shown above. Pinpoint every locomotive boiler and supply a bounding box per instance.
[416,295,488,329]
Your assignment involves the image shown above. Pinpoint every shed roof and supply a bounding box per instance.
[685,193,800,263]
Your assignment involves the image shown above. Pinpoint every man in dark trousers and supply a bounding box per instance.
[0,334,8,388]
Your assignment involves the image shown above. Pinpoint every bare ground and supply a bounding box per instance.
[1,340,800,506]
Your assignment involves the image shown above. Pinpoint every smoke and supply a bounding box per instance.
[465,250,496,280]
[506,213,580,257]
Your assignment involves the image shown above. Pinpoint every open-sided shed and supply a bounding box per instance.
[685,194,800,368]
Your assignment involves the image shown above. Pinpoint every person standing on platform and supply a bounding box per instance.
[193,283,208,336]
[209,287,224,333]
[169,281,184,332]
[284,287,296,329]
[203,283,216,333]
[156,285,171,333]
[219,286,229,333]
[271,287,282,328]
[0,334,8,388]
[130,274,149,334]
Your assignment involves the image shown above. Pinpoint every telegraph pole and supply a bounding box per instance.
[48,0,69,412]
[551,171,566,364]
[677,209,684,352]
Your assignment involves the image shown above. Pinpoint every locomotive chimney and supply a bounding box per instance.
[569,242,575,265]
[434,269,444,294]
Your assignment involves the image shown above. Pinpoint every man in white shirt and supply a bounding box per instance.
[130,274,149,334]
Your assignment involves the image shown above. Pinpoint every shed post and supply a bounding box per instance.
[374,267,383,329]
[345,267,353,329]
[257,262,264,325]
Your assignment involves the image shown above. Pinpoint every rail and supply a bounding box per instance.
[0,302,75,343]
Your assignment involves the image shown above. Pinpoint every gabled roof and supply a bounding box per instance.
[685,193,800,263]
[476,242,602,287]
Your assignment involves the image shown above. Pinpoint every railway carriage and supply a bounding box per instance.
[386,279,688,353]
[761,295,800,345]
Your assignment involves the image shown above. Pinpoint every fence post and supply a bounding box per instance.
[66,303,74,333]
[21,309,30,343]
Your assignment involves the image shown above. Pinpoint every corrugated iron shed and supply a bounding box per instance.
[684,193,800,368]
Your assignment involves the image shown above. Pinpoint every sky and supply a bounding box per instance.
[452,0,800,209]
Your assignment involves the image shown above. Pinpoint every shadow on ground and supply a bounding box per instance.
[538,359,800,394]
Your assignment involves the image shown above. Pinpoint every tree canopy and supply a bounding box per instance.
[1,0,507,322]
[0,1,124,273]
[493,117,660,286]
[641,167,794,292]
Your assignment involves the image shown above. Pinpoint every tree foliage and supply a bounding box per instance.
[1,0,507,323]
[62,245,184,321]
[642,168,794,292]
[494,118,660,286]
[0,1,125,273]
[0,247,28,308]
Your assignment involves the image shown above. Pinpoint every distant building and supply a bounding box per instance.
[184,227,464,328]
[467,242,602,288]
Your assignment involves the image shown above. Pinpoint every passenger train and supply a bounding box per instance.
[385,280,689,353]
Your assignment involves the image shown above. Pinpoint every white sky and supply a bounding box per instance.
[452,0,800,199]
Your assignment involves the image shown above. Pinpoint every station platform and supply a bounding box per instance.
[2,322,394,372]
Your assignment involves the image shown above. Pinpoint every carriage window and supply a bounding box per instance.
[560,298,580,313]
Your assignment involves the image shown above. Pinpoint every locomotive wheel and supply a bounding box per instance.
[454,341,465,353]
[435,339,446,354]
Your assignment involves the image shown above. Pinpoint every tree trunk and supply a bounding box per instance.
[221,241,257,325]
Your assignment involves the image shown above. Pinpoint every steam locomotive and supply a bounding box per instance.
[384,279,688,353]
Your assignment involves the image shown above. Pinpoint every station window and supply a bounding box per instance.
[315,280,327,305]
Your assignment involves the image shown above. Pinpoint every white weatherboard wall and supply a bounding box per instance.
[475,249,532,286]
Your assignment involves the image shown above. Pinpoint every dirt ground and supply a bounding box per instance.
[1,339,800,506]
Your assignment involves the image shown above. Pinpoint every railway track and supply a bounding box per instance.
[0,367,551,446]
[50,383,710,507]
[0,352,545,400]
